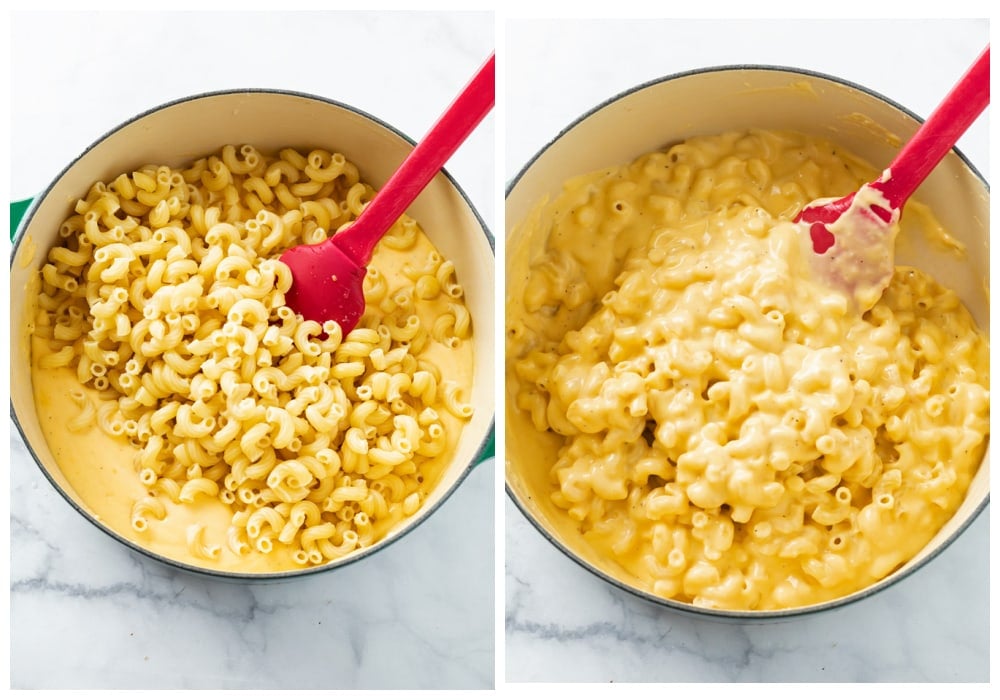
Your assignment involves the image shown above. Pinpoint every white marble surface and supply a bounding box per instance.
[504,17,990,683]
[9,10,495,690]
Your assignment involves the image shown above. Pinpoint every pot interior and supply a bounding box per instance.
[11,90,495,575]
[505,67,989,615]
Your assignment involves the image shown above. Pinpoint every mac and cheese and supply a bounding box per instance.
[506,129,989,610]
[31,144,475,572]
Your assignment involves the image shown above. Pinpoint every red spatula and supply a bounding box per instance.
[280,53,495,331]
[796,45,989,311]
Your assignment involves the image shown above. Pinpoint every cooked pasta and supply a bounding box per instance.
[30,144,475,572]
[506,129,989,610]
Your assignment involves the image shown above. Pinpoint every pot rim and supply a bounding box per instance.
[505,63,989,197]
[504,63,990,619]
[11,87,496,581]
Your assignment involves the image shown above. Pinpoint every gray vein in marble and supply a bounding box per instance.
[12,565,289,627]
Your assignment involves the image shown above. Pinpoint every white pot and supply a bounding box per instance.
[505,66,989,618]
[11,89,496,579]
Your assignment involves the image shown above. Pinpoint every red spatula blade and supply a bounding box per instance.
[281,238,367,331]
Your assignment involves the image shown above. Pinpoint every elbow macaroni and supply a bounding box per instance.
[506,129,989,610]
[31,144,475,572]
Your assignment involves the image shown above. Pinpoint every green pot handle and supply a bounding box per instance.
[475,423,496,466]
[9,194,497,464]
[11,197,32,241]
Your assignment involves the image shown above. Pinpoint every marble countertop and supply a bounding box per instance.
[8,10,993,690]
[9,10,495,690]
[504,17,989,683]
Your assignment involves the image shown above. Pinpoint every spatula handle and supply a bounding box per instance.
[878,45,989,209]
[337,52,495,265]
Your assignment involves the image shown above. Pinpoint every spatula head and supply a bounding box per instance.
[794,182,900,313]
[280,238,368,333]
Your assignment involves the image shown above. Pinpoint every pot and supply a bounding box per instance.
[10,88,496,580]
[505,66,989,618]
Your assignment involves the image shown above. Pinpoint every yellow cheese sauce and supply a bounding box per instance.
[506,129,989,610]
[798,177,900,312]
[29,145,475,574]
[33,363,272,569]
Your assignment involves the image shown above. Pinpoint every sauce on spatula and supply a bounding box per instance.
[794,45,989,312]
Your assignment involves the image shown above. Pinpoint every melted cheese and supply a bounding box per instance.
[506,129,989,610]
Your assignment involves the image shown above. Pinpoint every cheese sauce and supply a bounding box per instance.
[506,129,989,610]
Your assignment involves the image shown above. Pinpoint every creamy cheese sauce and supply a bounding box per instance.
[797,175,900,312]
[32,236,473,572]
[506,129,989,610]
